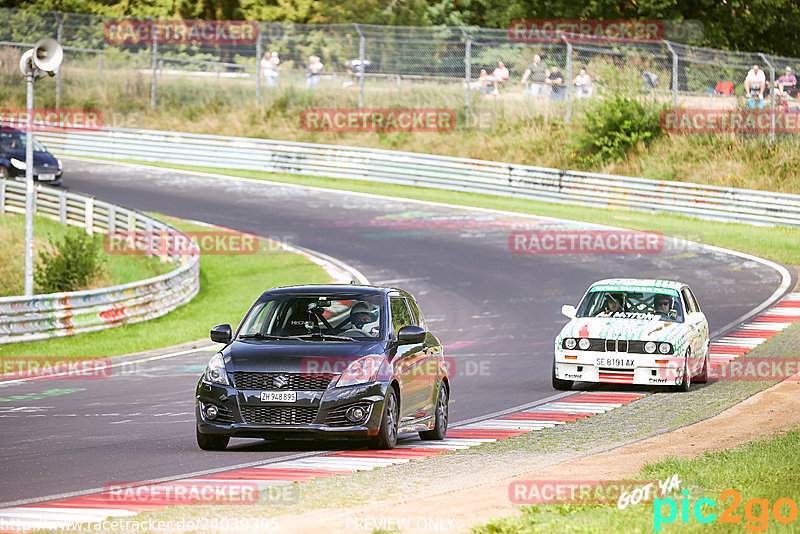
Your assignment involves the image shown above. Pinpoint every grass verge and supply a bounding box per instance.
[474,426,800,533]
[0,211,172,297]
[99,158,800,266]
[0,217,331,360]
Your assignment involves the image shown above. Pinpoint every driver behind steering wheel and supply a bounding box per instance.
[347,302,379,336]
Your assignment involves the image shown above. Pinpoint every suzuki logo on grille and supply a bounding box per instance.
[272,375,289,388]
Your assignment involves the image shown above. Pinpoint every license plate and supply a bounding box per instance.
[260,390,296,402]
[597,357,634,367]
[38,174,56,181]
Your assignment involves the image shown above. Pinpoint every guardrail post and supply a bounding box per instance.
[256,30,262,103]
[663,40,678,114]
[127,211,136,232]
[354,24,365,109]
[150,18,158,110]
[460,27,471,127]
[760,53,776,145]
[107,204,116,233]
[84,197,94,235]
[59,190,66,225]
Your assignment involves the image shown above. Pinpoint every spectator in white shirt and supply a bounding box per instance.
[744,64,766,99]
[492,61,509,94]
[573,67,592,98]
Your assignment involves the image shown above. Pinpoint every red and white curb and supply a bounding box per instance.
[2,293,798,531]
[708,292,800,371]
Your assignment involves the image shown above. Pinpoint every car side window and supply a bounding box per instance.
[681,289,698,313]
[390,297,413,337]
[405,296,426,329]
[684,288,701,312]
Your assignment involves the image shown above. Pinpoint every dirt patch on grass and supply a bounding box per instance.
[273,378,800,533]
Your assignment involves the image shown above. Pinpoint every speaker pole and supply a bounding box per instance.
[24,70,35,296]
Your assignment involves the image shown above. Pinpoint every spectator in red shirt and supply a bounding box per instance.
[775,67,797,99]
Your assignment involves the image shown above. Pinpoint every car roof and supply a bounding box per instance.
[589,278,686,291]
[262,284,404,297]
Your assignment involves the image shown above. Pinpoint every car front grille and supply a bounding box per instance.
[233,372,334,390]
[240,406,318,425]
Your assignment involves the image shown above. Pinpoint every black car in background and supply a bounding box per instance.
[0,127,63,185]
[196,285,450,450]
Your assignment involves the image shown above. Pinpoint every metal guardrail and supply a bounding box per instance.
[0,180,200,344]
[38,127,800,228]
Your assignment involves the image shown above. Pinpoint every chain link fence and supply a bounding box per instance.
[2,8,799,136]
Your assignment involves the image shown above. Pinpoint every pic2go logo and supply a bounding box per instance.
[654,489,798,532]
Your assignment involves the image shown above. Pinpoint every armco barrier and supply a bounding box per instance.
[0,180,199,344]
[38,127,800,228]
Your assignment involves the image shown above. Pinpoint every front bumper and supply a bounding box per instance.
[196,379,389,439]
[554,350,685,386]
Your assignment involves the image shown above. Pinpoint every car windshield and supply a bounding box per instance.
[0,131,47,152]
[238,293,384,341]
[576,288,684,323]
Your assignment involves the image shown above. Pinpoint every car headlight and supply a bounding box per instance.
[203,353,230,386]
[644,341,657,354]
[658,342,672,355]
[578,338,590,350]
[10,158,26,170]
[564,338,577,350]
[57,158,63,170]
[335,355,386,388]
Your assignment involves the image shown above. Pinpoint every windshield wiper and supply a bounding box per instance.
[238,333,304,341]
[295,333,353,342]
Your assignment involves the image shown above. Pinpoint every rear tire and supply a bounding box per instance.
[371,387,399,449]
[419,384,448,441]
[196,427,229,451]
[552,361,573,391]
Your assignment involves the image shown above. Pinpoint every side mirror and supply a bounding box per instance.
[210,324,232,344]
[561,305,577,319]
[396,325,427,345]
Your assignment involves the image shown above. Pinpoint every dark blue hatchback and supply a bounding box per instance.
[0,127,63,185]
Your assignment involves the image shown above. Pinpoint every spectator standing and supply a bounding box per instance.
[492,61,509,94]
[744,64,766,108]
[546,66,565,101]
[521,55,548,97]
[776,66,797,99]
[573,67,592,98]
[261,51,279,88]
[306,55,323,90]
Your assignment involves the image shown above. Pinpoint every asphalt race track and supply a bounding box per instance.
[0,157,790,505]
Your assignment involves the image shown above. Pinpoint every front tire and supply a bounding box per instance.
[196,427,229,451]
[371,387,399,449]
[0,166,9,179]
[694,350,710,383]
[674,353,692,392]
[420,384,448,441]
[552,361,573,391]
